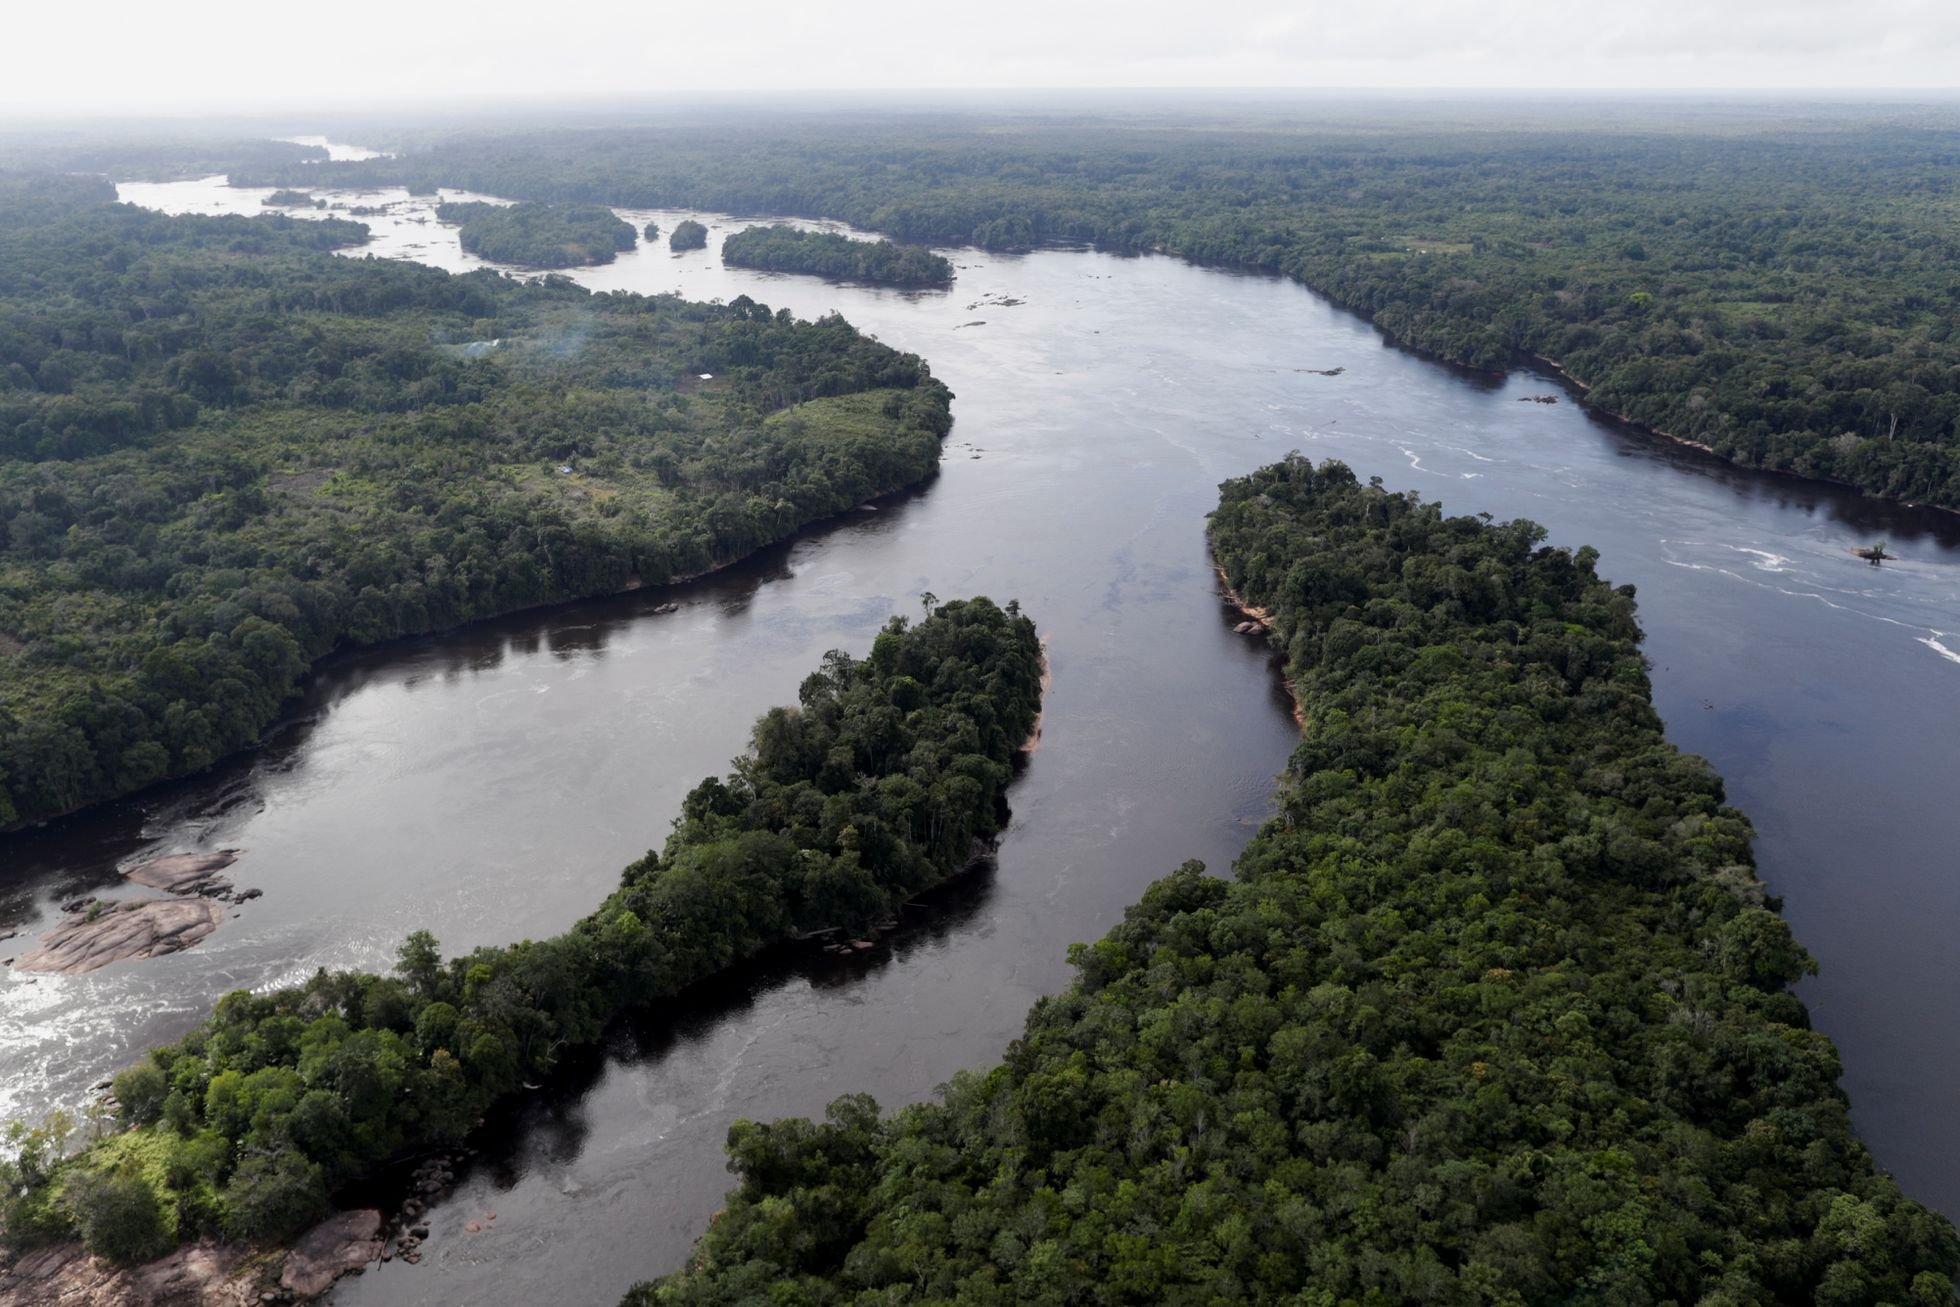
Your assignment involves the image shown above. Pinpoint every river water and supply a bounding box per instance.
[0,161,1953,1302]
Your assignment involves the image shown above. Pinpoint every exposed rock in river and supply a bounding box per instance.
[123,849,241,895]
[9,898,225,974]
[280,1210,384,1298]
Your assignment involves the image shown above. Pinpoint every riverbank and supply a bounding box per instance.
[0,1211,382,1307]
[1214,564,1305,729]
[1020,638,1053,753]
[0,457,946,844]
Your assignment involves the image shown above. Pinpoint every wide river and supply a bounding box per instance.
[0,162,1954,1302]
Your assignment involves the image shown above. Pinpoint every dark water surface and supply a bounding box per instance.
[0,167,1952,1302]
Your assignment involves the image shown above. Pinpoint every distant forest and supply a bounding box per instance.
[260,109,1960,509]
[722,225,953,287]
[0,173,952,829]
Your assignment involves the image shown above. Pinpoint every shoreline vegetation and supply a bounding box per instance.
[630,459,1958,1305]
[1214,564,1305,727]
[0,599,1045,1294]
[0,175,957,835]
[257,112,1960,513]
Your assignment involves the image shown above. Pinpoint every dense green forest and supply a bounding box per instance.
[668,219,709,251]
[722,225,953,287]
[0,173,954,830]
[0,598,1043,1264]
[435,199,637,267]
[275,108,1960,508]
[633,460,1957,1306]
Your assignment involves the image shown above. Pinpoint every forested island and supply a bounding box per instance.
[0,174,955,831]
[435,199,637,267]
[0,598,1043,1272]
[668,219,708,250]
[261,189,322,208]
[721,225,952,287]
[268,107,1960,509]
[633,460,1958,1305]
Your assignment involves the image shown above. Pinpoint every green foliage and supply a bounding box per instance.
[0,175,952,829]
[110,1061,168,1127]
[668,219,708,251]
[1,599,1041,1262]
[721,226,951,287]
[633,461,1958,1305]
[219,1149,328,1242]
[59,1166,172,1265]
[292,109,1960,507]
[436,200,637,267]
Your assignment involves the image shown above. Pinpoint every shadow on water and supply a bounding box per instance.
[1534,361,1960,549]
[350,855,1003,1209]
[0,484,937,915]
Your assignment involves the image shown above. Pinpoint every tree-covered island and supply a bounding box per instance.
[721,225,953,287]
[668,219,709,251]
[436,199,637,267]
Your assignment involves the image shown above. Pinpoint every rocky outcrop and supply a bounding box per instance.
[9,899,225,975]
[0,1240,261,1307]
[122,850,240,895]
[278,1210,383,1298]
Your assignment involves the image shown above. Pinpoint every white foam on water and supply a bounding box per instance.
[1400,447,1450,478]
[1922,634,1960,667]
[1731,546,1792,573]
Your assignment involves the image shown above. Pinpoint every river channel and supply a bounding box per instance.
[0,161,1954,1302]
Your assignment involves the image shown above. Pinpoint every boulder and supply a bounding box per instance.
[280,1210,384,1298]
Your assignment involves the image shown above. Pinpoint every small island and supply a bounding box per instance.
[643,220,660,241]
[436,200,637,267]
[722,224,953,286]
[669,218,709,251]
[261,188,322,208]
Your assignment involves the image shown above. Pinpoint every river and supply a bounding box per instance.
[0,160,1954,1302]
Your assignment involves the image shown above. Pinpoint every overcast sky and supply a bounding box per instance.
[4,0,1956,115]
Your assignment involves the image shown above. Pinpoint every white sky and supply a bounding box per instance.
[3,0,1956,115]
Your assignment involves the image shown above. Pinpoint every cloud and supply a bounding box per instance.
[4,0,1959,113]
